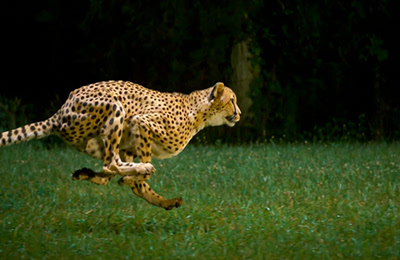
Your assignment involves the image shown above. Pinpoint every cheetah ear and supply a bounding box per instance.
[209,82,225,101]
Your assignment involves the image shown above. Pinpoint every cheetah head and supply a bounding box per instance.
[207,82,241,127]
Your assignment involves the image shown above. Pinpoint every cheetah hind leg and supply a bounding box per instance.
[118,176,183,210]
[72,167,114,185]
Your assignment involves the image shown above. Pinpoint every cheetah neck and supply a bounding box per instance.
[185,88,213,134]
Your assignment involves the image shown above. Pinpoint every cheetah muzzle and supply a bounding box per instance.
[0,80,240,210]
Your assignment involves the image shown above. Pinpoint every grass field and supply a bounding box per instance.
[0,141,399,259]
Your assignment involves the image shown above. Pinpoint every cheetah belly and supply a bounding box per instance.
[151,142,181,159]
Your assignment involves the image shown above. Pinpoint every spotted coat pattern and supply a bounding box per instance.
[0,81,240,210]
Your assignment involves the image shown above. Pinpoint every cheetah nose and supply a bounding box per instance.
[235,106,241,116]
[234,110,241,120]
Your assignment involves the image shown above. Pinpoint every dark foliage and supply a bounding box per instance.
[0,0,397,142]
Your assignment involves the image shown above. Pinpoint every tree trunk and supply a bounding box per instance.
[230,40,255,126]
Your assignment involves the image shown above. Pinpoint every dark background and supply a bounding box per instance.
[0,0,397,143]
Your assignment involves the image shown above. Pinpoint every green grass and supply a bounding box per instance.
[1,141,399,259]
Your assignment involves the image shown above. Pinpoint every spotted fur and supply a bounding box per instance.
[0,81,240,210]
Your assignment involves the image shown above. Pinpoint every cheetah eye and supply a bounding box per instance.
[225,99,234,106]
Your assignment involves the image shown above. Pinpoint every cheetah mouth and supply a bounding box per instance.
[225,115,238,125]
[226,115,236,122]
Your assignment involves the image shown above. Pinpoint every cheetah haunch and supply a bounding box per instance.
[0,81,240,210]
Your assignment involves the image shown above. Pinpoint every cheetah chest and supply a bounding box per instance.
[150,141,183,159]
[119,126,189,160]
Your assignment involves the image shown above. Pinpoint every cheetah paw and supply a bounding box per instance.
[72,167,112,185]
[163,197,184,210]
[72,167,95,180]
[134,163,156,175]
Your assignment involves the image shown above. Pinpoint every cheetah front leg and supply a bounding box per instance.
[118,176,183,210]
[118,118,183,210]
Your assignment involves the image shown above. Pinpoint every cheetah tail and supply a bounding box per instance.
[0,115,57,147]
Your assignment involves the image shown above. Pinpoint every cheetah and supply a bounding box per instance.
[0,81,240,210]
